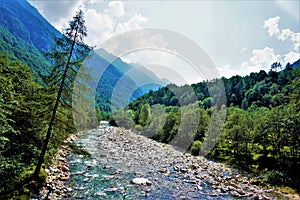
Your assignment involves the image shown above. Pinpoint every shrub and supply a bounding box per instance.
[190,140,202,156]
[264,170,286,185]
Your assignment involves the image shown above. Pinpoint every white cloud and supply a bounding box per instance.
[121,49,204,85]
[104,1,124,17]
[249,47,281,69]
[291,32,300,51]
[116,14,148,34]
[218,16,300,78]
[219,47,279,77]
[85,8,114,46]
[264,16,300,51]
[263,16,280,37]
[239,47,280,75]
[217,64,239,78]
[284,51,299,64]
[278,28,292,41]
[219,46,299,77]
[84,3,148,47]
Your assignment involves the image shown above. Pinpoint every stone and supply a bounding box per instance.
[159,168,167,173]
[62,165,69,172]
[100,154,107,158]
[134,171,143,176]
[190,164,199,170]
[58,157,65,162]
[131,178,152,186]
[175,179,182,183]
[180,168,188,173]
[231,191,241,197]
[145,188,151,193]
[60,175,69,181]
[55,190,61,195]
[220,187,228,193]
[84,178,89,182]
[105,187,118,192]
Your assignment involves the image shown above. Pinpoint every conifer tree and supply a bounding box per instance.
[34,10,92,177]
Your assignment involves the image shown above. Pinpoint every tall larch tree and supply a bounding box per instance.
[34,10,92,177]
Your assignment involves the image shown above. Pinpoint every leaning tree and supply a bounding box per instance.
[34,10,93,177]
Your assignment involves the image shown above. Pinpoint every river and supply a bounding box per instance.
[65,126,284,200]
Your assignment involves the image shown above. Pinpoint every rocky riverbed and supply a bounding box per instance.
[35,126,296,199]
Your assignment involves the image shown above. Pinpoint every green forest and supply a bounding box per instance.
[112,62,300,191]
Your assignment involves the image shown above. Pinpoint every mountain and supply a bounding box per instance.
[95,48,170,92]
[0,0,58,77]
[0,0,169,115]
[290,59,300,69]
[0,0,60,52]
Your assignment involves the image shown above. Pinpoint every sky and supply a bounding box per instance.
[29,0,300,85]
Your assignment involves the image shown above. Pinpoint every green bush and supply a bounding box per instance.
[190,140,202,156]
[264,170,286,185]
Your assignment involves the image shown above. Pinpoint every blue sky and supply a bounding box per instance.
[30,0,299,84]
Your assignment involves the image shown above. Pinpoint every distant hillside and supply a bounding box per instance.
[129,59,300,110]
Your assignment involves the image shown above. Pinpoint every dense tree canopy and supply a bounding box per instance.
[0,53,54,197]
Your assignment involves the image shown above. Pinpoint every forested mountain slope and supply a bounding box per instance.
[129,60,299,109]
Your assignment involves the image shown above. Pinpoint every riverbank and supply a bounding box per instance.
[32,135,78,199]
